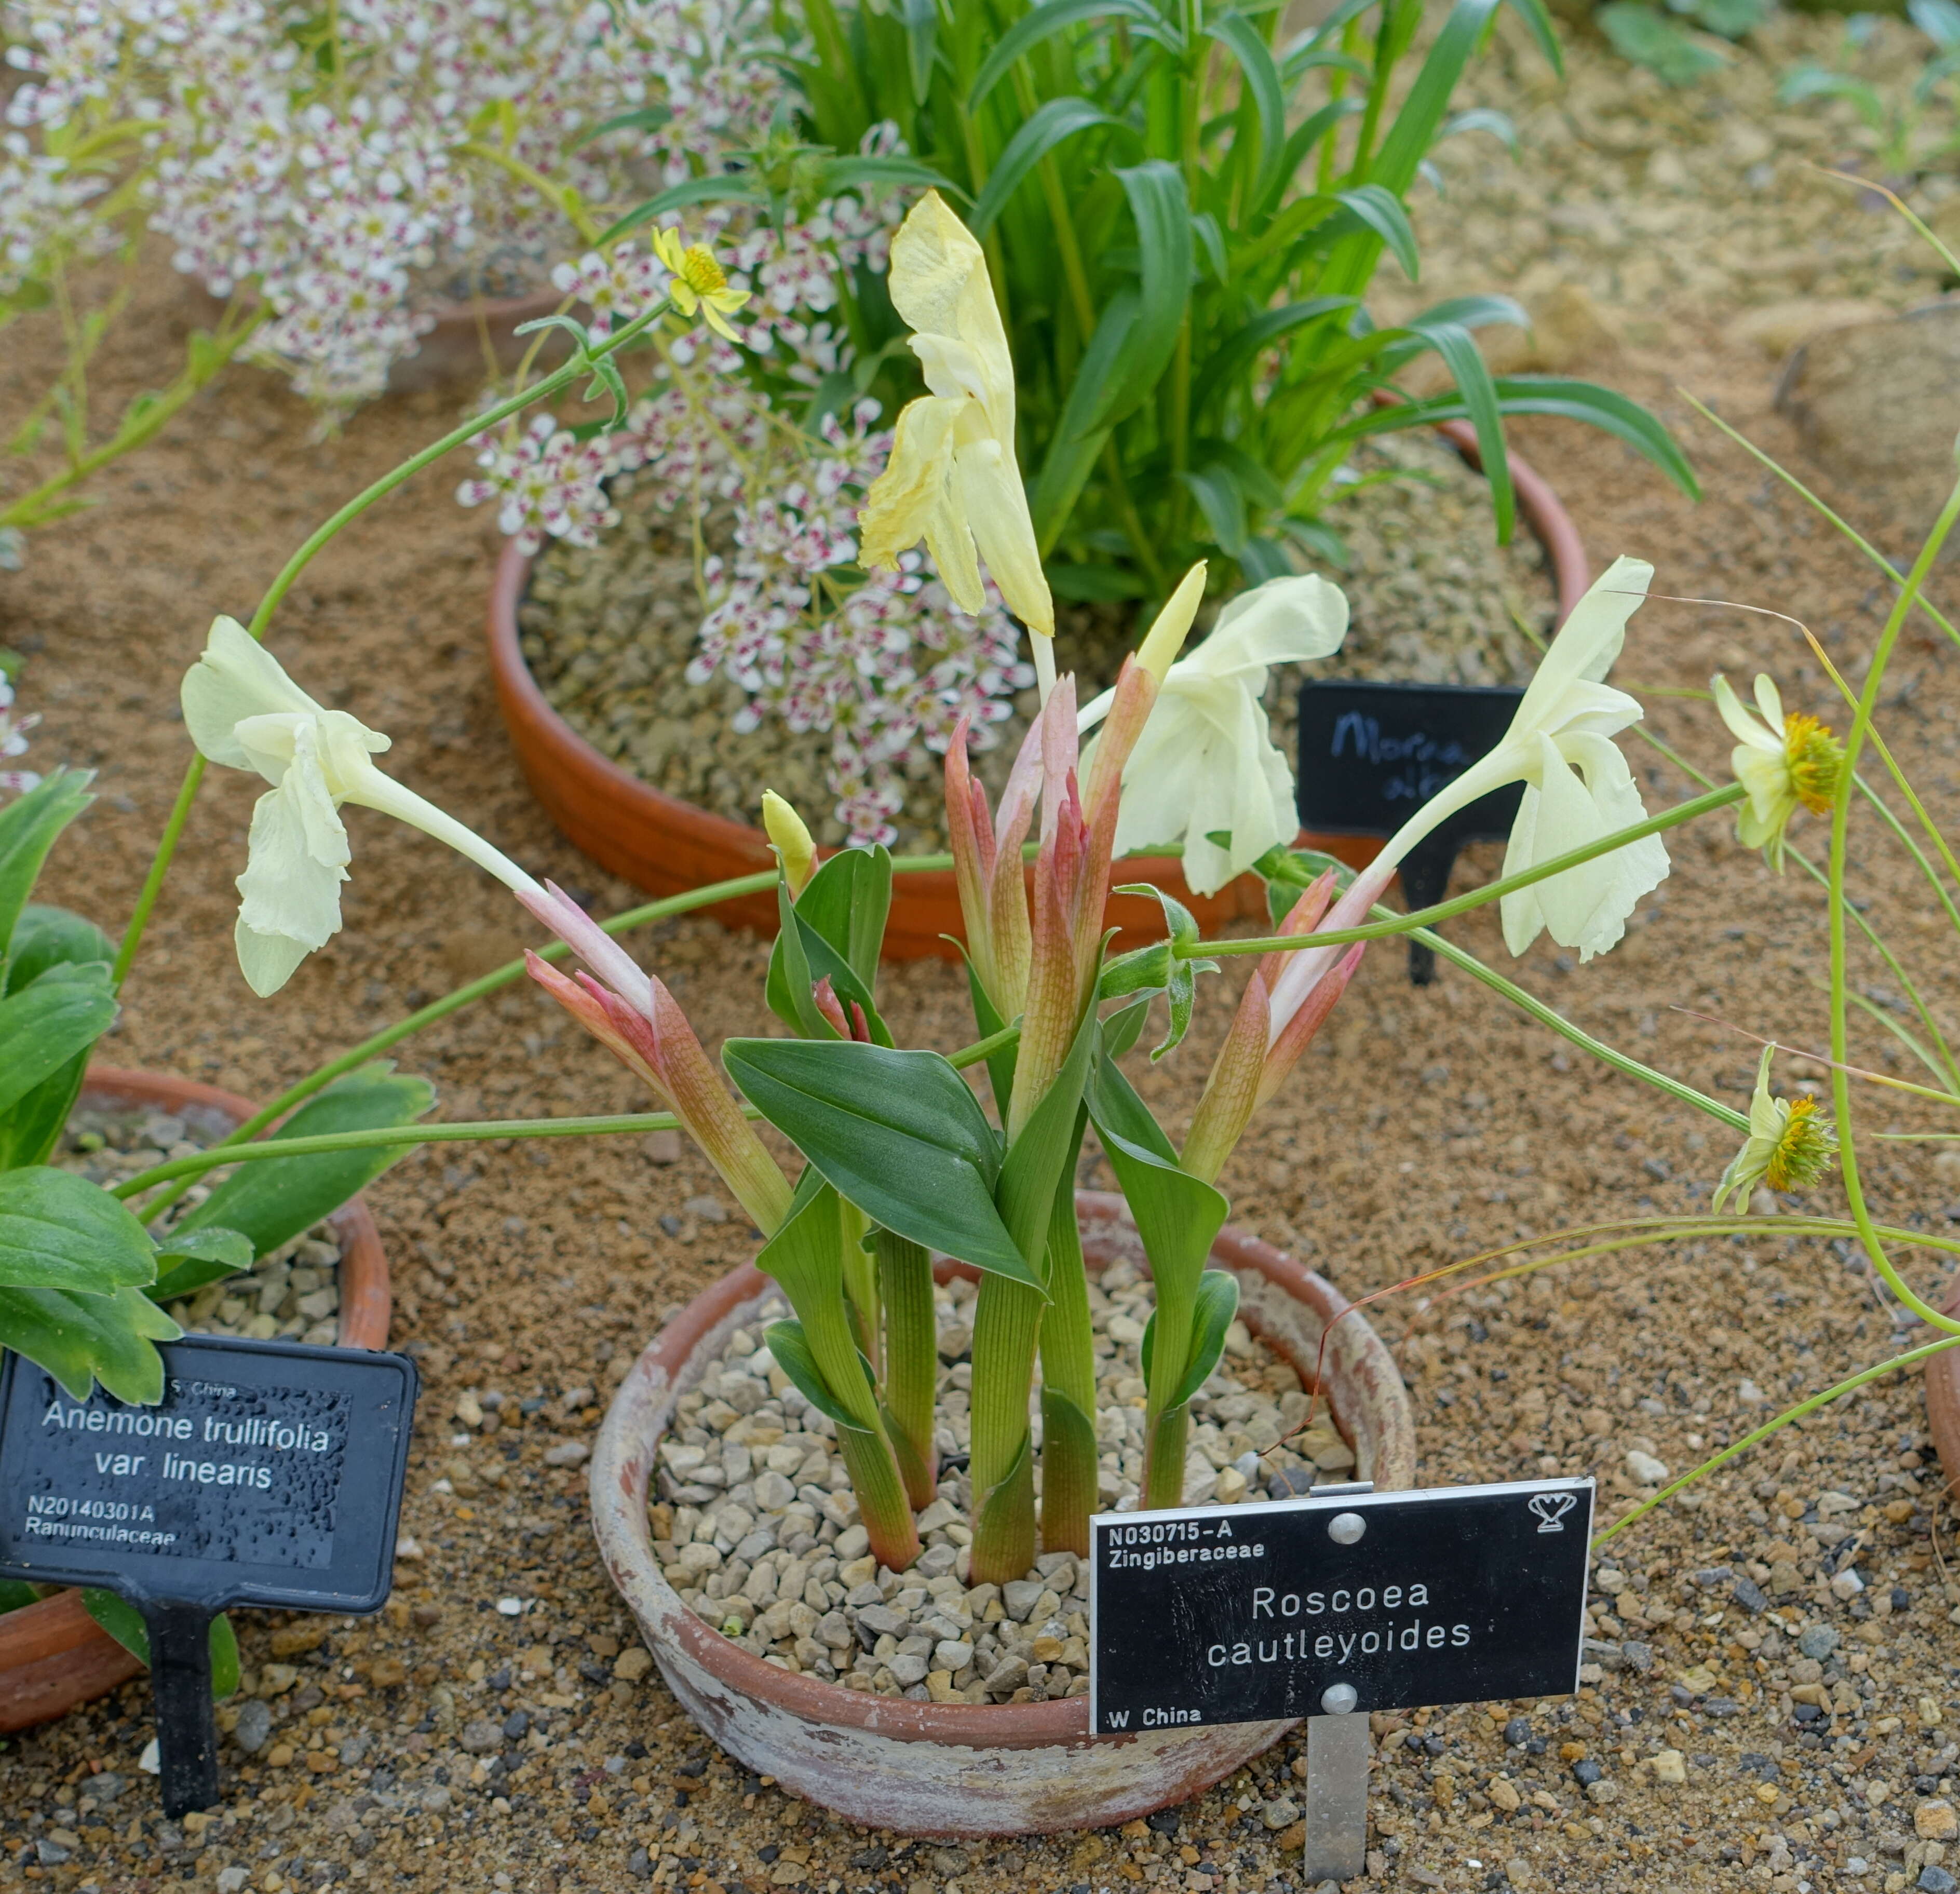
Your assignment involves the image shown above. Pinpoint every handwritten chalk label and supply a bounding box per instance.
[1088,1478,1592,1735]
[1295,679,1526,982]
[0,1334,416,1609]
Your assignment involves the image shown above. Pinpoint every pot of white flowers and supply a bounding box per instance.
[589,1192,1415,1837]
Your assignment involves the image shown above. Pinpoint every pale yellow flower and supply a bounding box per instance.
[650,227,750,341]
[1711,672,1842,872]
[1712,1046,1836,1212]
[858,192,1053,688]
[182,617,539,995]
[1078,571,1349,896]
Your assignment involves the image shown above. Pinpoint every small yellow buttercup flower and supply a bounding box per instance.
[1712,672,1844,871]
[1712,1046,1837,1213]
[650,227,750,341]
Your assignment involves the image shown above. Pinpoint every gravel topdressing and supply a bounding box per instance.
[654,1265,1360,1704]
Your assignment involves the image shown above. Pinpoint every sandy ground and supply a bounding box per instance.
[6,15,1960,1894]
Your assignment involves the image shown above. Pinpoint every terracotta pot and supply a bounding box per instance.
[484,430,1588,958]
[589,1189,1416,1836]
[0,1068,393,1736]
[1924,1279,1960,1504]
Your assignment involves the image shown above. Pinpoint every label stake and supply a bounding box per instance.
[143,1600,220,1818]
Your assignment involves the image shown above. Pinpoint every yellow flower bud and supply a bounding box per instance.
[761,789,818,897]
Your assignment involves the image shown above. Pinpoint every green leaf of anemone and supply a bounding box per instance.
[0,1282,180,1402]
[80,1592,241,1700]
[0,1168,157,1294]
[0,962,117,1120]
[161,1062,435,1294]
[0,769,93,957]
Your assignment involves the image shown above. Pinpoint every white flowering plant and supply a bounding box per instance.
[11,201,1765,1634]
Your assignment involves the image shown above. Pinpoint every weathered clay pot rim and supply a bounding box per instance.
[484,421,1587,956]
[591,1190,1417,1757]
[1922,1276,1960,1508]
[0,1066,393,1736]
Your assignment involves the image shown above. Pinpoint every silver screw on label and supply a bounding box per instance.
[1320,1682,1359,1715]
[1328,1511,1366,1545]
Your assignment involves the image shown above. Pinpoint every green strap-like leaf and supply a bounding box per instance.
[1104,162,1193,425]
[1406,316,1511,542]
[968,99,1128,240]
[725,1038,1034,1284]
[967,0,1163,109]
[1206,12,1287,202]
[1333,185,1420,280]
[598,173,767,245]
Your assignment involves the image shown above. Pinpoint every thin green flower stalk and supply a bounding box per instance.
[1826,467,1960,1338]
[113,286,680,991]
[875,1227,939,1511]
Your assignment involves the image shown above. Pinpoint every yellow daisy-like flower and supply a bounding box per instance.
[650,227,750,341]
[1711,1045,1837,1213]
[1711,672,1844,872]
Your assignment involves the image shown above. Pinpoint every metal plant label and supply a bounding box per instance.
[0,1334,417,1816]
[1088,1477,1593,1736]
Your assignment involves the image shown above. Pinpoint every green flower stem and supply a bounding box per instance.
[1827,471,1960,1336]
[967,1274,1044,1586]
[1037,1173,1099,1558]
[1682,393,1960,658]
[111,1111,695,1199]
[112,295,677,991]
[0,299,267,536]
[1594,1335,1960,1547]
[1630,724,1958,1106]
[875,1228,939,1510]
[1190,784,1743,960]
[1404,921,1749,1133]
